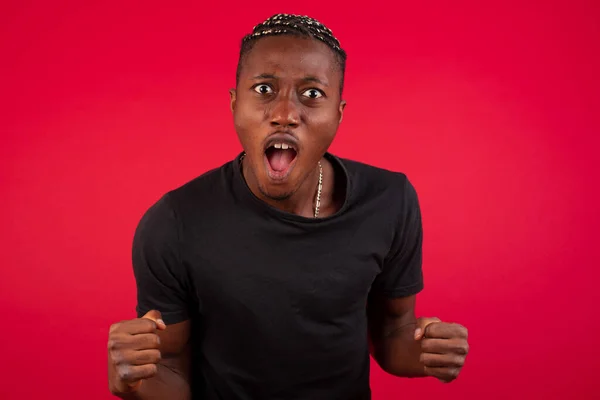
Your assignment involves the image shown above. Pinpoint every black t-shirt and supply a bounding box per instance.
[132,152,424,400]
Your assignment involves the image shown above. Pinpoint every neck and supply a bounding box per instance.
[241,155,332,218]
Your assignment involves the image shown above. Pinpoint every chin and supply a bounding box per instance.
[258,183,296,202]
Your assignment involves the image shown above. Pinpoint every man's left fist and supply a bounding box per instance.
[414,317,469,383]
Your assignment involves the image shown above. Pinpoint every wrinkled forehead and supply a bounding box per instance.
[240,35,340,83]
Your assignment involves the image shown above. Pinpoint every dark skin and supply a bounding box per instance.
[107,34,469,399]
[107,311,191,399]
[230,35,346,217]
[367,293,470,382]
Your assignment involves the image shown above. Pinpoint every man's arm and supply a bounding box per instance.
[109,193,194,398]
[108,318,192,400]
[367,293,425,377]
[368,175,469,382]
[367,175,426,377]
[367,293,470,382]
[135,319,191,399]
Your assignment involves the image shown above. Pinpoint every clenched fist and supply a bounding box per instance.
[107,310,166,395]
[415,317,469,383]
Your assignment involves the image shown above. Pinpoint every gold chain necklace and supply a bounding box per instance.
[240,153,323,218]
[314,160,323,218]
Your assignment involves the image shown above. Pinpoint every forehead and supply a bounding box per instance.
[241,35,339,82]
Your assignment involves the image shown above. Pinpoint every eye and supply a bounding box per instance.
[302,88,324,99]
[254,84,274,94]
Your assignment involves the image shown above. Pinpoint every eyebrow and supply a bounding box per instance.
[252,73,278,80]
[302,76,329,87]
[251,74,329,87]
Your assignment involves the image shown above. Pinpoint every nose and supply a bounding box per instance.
[269,94,300,128]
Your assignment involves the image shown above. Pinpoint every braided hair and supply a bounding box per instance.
[236,14,347,94]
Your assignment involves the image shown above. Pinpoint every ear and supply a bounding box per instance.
[229,89,237,113]
[338,100,347,123]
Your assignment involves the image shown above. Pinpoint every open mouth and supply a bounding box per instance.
[264,142,298,179]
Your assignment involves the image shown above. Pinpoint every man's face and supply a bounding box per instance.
[231,35,346,201]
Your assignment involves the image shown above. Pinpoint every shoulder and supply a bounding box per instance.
[168,160,234,206]
[137,159,235,227]
[333,154,416,202]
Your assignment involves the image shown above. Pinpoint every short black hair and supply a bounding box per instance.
[236,13,347,94]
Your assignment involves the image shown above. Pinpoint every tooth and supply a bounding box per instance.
[274,143,282,149]
[281,143,289,150]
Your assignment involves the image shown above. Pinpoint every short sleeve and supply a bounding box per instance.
[372,175,424,298]
[132,193,190,324]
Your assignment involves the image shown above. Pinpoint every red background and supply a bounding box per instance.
[1,1,599,399]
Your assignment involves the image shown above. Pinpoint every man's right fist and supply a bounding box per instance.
[107,310,167,395]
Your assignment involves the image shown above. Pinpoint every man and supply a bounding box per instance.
[107,13,469,400]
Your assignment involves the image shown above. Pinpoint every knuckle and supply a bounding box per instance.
[463,342,470,354]
[452,323,467,335]
[108,334,127,351]
[454,341,469,355]
[455,339,468,353]
[109,349,119,363]
[147,363,158,377]
[118,366,131,382]
[109,322,121,335]
[112,350,128,365]
[453,355,465,367]
[143,319,157,330]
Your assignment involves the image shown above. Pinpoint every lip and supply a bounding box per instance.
[263,131,300,152]
[263,131,300,182]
